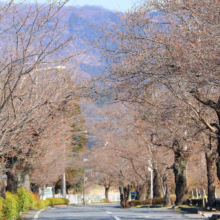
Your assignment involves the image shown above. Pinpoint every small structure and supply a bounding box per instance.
[39,187,53,200]
[2,174,7,187]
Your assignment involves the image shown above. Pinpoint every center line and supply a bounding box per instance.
[106,211,112,214]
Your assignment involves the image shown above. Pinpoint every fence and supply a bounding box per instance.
[54,192,120,204]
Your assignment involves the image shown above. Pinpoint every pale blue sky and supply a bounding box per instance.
[73,0,137,11]
[14,0,139,11]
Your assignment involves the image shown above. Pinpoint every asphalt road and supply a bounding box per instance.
[34,204,206,220]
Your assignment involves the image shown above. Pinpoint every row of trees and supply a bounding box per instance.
[0,0,87,198]
[84,0,220,206]
[1,0,219,208]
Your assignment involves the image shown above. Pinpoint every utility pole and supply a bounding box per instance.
[62,172,66,198]
[148,167,153,205]
[82,158,88,205]
[62,135,66,199]
[83,176,85,205]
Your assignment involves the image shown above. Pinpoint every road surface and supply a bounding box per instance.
[31,204,206,220]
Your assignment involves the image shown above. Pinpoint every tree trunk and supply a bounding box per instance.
[153,169,161,198]
[163,183,171,206]
[7,170,31,192]
[21,173,31,191]
[31,183,39,194]
[147,185,151,199]
[216,160,220,180]
[206,149,217,207]
[173,148,189,205]
[216,127,220,181]
[105,184,110,201]
[6,157,19,193]
[6,171,18,193]
[52,183,55,197]
[215,112,220,180]
[127,190,132,202]
[119,185,124,203]
[136,184,146,200]
[123,185,131,202]
[0,168,5,199]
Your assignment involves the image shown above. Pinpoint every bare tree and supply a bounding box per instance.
[0,0,85,198]
[91,0,220,206]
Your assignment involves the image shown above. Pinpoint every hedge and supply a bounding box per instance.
[127,198,164,208]
[0,188,69,220]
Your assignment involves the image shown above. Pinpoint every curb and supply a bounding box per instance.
[198,211,220,218]
[179,206,202,214]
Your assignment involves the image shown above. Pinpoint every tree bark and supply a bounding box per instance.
[216,159,220,180]
[147,185,151,199]
[216,121,220,180]
[0,168,5,199]
[52,183,55,197]
[123,185,131,202]
[6,157,19,193]
[163,183,171,206]
[206,149,217,207]
[136,184,146,200]
[7,170,30,192]
[153,169,161,198]
[173,148,189,205]
[6,171,18,193]
[105,184,110,201]
[20,173,31,191]
[127,190,132,202]
[31,183,39,194]
[119,185,124,203]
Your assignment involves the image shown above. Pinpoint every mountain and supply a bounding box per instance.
[61,5,120,76]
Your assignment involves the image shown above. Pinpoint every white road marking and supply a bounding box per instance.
[33,209,43,219]
[106,210,121,220]
[113,216,121,220]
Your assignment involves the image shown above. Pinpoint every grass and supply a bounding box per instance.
[92,185,103,189]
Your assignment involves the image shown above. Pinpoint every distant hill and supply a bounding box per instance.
[59,5,120,76]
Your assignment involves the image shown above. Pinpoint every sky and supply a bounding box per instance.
[72,0,137,11]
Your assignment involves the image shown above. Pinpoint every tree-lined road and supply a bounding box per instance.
[32,204,205,220]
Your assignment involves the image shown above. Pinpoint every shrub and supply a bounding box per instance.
[31,193,39,208]
[4,192,19,220]
[0,196,4,220]
[0,189,69,220]
[153,198,164,205]
[120,201,131,208]
[191,199,203,207]
[128,198,164,208]
[45,198,55,206]
[128,200,142,207]
[17,188,34,211]
[36,199,46,209]
[45,198,69,206]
